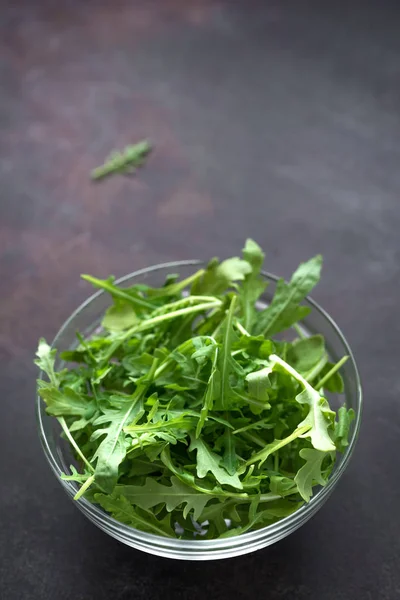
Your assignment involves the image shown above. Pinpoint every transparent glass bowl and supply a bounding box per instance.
[36,261,362,560]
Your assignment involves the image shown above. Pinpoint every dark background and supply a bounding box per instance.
[1,0,400,598]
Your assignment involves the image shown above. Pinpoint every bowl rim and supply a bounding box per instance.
[36,259,362,551]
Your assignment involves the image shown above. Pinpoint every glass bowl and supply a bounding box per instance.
[36,260,362,560]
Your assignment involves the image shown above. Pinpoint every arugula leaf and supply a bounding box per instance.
[333,407,355,453]
[254,255,322,336]
[270,354,336,452]
[296,390,335,452]
[245,425,310,467]
[239,239,267,331]
[94,492,174,536]
[196,346,220,437]
[215,296,240,410]
[189,435,243,489]
[61,465,91,484]
[287,335,326,375]
[35,339,60,386]
[245,367,272,405]
[198,501,231,536]
[294,448,328,501]
[92,369,156,492]
[220,428,238,476]
[102,302,138,331]
[127,458,162,476]
[192,257,252,296]
[38,383,96,418]
[91,140,152,181]
[145,269,205,298]
[220,499,301,538]
[117,476,217,520]
[81,275,154,312]
[269,476,298,498]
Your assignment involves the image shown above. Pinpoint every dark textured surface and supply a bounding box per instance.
[1,0,400,597]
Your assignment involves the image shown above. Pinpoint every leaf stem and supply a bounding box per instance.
[274,451,279,472]
[292,323,306,339]
[269,354,309,388]
[175,269,205,290]
[259,493,282,503]
[233,419,272,435]
[151,295,222,316]
[58,417,94,473]
[244,426,310,467]
[240,430,267,448]
[74,474,95,500]
[314,356,349,390]
[128,301,221,334]
[305,354,329,382]
[235,320,251,337]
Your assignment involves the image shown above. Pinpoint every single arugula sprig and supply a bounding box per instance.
[35,240,354,539]
[91,140,152,181]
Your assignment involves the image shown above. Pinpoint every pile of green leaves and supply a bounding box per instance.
[35,240,354,539]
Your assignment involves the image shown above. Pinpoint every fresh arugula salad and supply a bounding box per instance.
[36,240,354,539]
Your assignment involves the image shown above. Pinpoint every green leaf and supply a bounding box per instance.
[94,492,174,537]
[61,465,91,484]
[117,476,217,521]
[255,255,322,336]
[333,406,355,452]
[294,448,327,501]
[160,447,243,499]
[127,458,162,477]
[122,352,154,378]
[287,335,326,374]
[198,501,230,535]
[240,239,267,331]
[196,347,220,437]
[81,275,154,312]
[296,389,335,452]
[35,339,59,386]
[145,269,205,299]
[92,387,149,492]
[102,302,138,331]
[220,428,238,476]
[124,413,198,435]
[215,295,239,410]
[192,257,252,296]
[219,499,300,537]
[246,367,272,404]
[92,426,127,493]
[245,425,310,467]
[269,475,298,497]
[233,335,275,360]
[320,368,344,393]
[91,140,152,181]
[60,336,113,366]
[242,239,265,276]
[189,435,243,489]
[270,354,336,452]
[38,384,95,418]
